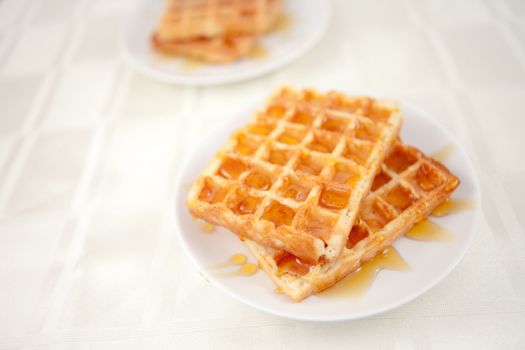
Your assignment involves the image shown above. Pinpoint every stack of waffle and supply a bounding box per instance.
[152,0,283,63]
[187,87,460,301]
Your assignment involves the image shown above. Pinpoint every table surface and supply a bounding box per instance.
[1,0,524,349]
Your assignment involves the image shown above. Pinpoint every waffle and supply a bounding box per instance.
[244,142,460,301]
[151,33,256,63]
[187,87,403,263]
[154,0,283,42]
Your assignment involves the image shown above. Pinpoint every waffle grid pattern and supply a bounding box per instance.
[155,0,281,41]
[246,143,460,301]
[187,88,402,263]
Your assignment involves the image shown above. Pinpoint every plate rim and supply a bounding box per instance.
[172,100,482,321]
[120,0,332,86]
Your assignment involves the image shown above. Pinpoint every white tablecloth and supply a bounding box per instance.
[1,0,524,349]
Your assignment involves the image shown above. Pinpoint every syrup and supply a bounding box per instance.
[432,199,474,217]
[405,219,452,242]
[322,117,347,133]
[384,146,418,173]
[181,58,206,71]
[283,184,310,202]
[275,252,312,276]
[308,136,335,153]
[343,143,371,166]
[245,171,272,190]
[296,155,322,175]
[218,158,247,179]
[273,13,293,33]
[332,164,359,186]
[369,105,392,122]
[278,134,300,145]
[383,186,415,211]
[209,253,258,278]
[237,263,258,276]
[199,181,227,204]
[305,216,333,241]
[236,196,259,215]
[268,148,288,165]
[229,253,247,265]
[309,142,331,153]
[319,187,350,210]
[247,45,268,60]
[209,253,247,270]
[267,105,286,118]
[236,145,251,155]
[199,222,215,233]
[249,124,273,135]
[431,144,454,162]
[291,111,314,125]
[346,225,369,248]
[235,135,257,155]
[261,201,295,227]
[371,171,391,191]
[354,122,379,142]
[413,163,444,191]
[320,247,408,298]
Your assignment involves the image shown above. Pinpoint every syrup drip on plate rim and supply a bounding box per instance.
[317,196,473,298]
[430,143,454,162]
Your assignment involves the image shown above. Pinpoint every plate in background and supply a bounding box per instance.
[121,0,331,85]
[173,100,481,321]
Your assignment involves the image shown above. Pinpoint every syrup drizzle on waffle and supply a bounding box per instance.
[243,140,461,301]
[188,87,403,263]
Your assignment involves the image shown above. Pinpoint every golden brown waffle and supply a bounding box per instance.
[187,87,403,263]
[151,33,256,63]
[154,0,282,42]
[245,142,460,301]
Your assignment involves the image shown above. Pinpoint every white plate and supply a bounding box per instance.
[173,102,481,321]
[121,0,331,85]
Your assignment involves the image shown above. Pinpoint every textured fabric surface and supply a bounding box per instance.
[0,0,524,349]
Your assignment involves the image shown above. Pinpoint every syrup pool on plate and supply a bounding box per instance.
[432,199,475,217]
[199,222,215,233]
[208,253,258,278]
[246,45,268,60]
[319,247,409,299]
[273,13,293,33]
[405,220,452,242]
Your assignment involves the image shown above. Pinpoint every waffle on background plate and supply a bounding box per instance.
[245,142,460,301]
[152,0,283,62]
[187,87,403,263]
